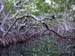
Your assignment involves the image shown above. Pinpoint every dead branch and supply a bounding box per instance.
[14,0,22,8]
[42,22,71,38]
[3,14,72,39]
[3,14,40,37]
[0,1,4,13]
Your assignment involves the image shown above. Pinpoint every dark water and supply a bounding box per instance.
[0,36,75,56]
[0,42,28,56]
[0,38,40,56]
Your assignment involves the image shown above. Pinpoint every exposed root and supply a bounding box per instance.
[0,29,75,48]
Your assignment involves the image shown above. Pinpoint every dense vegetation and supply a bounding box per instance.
[0,0,75,56]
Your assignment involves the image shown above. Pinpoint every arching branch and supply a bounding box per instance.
[42,22,71,38]
[3,14,71,39]
[3,14,40,37]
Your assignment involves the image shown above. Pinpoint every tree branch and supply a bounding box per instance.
[3,14,71,38]
[3,14,40,37]
[42,22,71,38]
[14,0,22,8]
[0,2,4,13]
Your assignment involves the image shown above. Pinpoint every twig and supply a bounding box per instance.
[0,2,4,13]
[14,0,22,8]
[9,10,19,19]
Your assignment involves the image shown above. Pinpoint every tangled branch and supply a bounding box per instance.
[3,14,71,38]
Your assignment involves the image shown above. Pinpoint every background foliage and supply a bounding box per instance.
[0,0,75,56]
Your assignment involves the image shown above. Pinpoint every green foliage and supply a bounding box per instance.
[31,0,45,3]
[27,10,40,16]
[35,0,45,3]
[3,0,72,15]
[36,2,50,13]
[50,0,72,14]
[4,0,14,13]
[40,3,50,13]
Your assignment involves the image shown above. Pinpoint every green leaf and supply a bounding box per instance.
[36,3,41,9]
[4,0,14,13]
[40,3,50,13]
[27,10,40,16]
[36,0,45,3]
